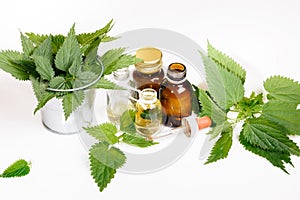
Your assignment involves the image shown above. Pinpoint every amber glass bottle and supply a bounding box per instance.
[133,47,165,93]
[159,63,193,127]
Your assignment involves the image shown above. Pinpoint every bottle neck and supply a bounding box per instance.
[166,63,187,84]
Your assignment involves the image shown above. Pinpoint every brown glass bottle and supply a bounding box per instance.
[133,47,165,93]
[159,63,193,127]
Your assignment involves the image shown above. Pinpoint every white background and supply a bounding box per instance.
[0,0,300,199]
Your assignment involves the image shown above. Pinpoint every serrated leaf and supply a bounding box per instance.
[120,110,136,134]
[77,19,113,46]
[0,50,30,80]
[264,75,300,104]
[89,150,116,192]
[207,41,246,83]
[74,71,98,88]
[242,118,300,156]
[92,77,123,89]
[32,36,52,62]
[121,133,158,148]
[262,100,300,135]
[201,53,244,109]
[0,159,31,178]
[20,32,35,57]
[84,122,119,144]
[239,133,293,173]
[51,34,65,54]
[55,26,82,72]
[82,37,101,57]
[198,89,226,124]
[34,92,55,114]
[104,54,140,75]
[33,55,55,81]
[101,48,126,71]
[101,35,119,42]
[10,59,39,77]
[30,76,55,113]
[205,128,233,164]
[90,142,126,169]
[49,76,66,89]
[62,90,85,120]
[207,121,232,139]
[25,32,48,45]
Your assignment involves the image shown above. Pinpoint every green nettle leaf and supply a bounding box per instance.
[262,100,300,135]
[10,59,39,78]
[0,50,30,80]
[77,19,113,46]
[101,35,119,43]
[89,142,126,169]
[104,54,141,75]
[120,110,136,134]
[55,26,82,72]
[49,76,66,89]
[239,133,293,173]
[201,53,244,109]
[207,121,232,139]
[32,36,53,62]
[205,128,233,164]
[207,41,246,83]
[0,159,31,178]
[242,118,300,156]
[62,90,85,120]
[264,75,300,104]
[101,48,126,71]
[89,150,116,192]
[121,133,158,148]
[30,76,55,114]
[92,77,123,90]
[74,71,98,88]
[84,123,119,145]
[198,89,227,124]
[51,34,65,54]
[25,32,48,45]
[33,55,55,81]
[20,32,35,57]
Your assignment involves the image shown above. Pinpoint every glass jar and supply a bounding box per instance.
[133,47,165,93]
[106,68,131,125]
[159,63,193,127]
[135,88,162,137]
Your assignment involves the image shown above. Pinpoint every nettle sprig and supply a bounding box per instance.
[0,20,139,119]
[0,159,31,178]
[197,42,300,173]
[83,110,158,192]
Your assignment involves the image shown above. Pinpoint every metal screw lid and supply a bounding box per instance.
[135,47,163,74]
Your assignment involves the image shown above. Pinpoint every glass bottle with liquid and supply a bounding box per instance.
[159,63,193,127]
[133,47,165,93]
[106,68,130,125]
[135,88,162,137]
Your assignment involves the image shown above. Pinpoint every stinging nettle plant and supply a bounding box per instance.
[0,20,140,119]
[196,41,300,173]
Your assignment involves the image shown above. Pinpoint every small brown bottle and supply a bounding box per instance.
[133,47,165,93]
[159,63,193,127]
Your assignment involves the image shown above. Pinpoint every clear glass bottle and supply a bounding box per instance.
[135,88,162,137]
[133,47,165,93]
[159,63,193,127]
[106,68,130,125]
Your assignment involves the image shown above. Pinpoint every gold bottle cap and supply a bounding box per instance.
[135,47,163,74]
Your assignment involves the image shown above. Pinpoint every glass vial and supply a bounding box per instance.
[135,88,162,137]
[159,63,193,127]
[133,47,165,93]
[106,68,130,125]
